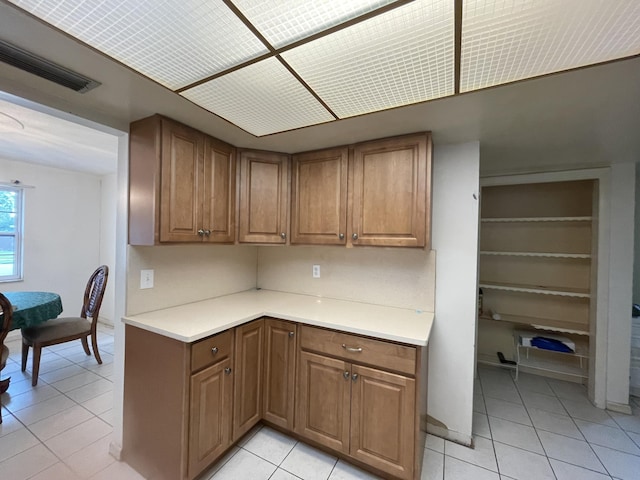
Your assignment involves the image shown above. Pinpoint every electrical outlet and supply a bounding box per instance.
[140,269,154,289]
[312,264,320,278]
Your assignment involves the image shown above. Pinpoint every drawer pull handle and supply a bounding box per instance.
[352,373,358,382]
[342,344,363,353]
[343,371,350,380]
[289,331,295,338]
[211,347,218,355]
[224,367,232,375]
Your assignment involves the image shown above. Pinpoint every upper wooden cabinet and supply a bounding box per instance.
[290,133,432,248]
[238,150,289,244]
[291,147,348,245]
[129,115,236,245]
[349,133,432,248]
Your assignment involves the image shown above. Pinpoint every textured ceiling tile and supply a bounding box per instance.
[461,0,640,92]
[282,0,454,119]
[181,57,334,136]
[234,0,395,48]
[9,0,269,90]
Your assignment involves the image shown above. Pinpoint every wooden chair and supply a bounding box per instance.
[1,292,13,422]
[21,265,109,386]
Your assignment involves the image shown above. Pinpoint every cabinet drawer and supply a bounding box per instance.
[191,329,234,373]
[299,326,416,375]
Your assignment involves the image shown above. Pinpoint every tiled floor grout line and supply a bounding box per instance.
[5,337,640,480]
[512,374,559,480]
[1,330,117,480]
[478,372,503,478]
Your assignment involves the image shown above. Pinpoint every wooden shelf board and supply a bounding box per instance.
[479,313,589,336]
[479,282,590,298]
[481,216,592,223]
[480,251,591,259]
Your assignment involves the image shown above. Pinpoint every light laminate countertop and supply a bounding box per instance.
[122,289,434,346]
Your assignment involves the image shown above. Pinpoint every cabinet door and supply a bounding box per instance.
[239,150,289,244]
[350,365,415,480]
[188,357,233,478]
[202,137,236,243]
[233,320,264,441]
[350,134,431,248]
[160,118,205,242]
[291,148,348,245]
[263,319,296,430]
[295,351,350,453]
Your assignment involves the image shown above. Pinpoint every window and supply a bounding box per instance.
[0,185,23,281]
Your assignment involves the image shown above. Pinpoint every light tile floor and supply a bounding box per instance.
[3,330,640,480]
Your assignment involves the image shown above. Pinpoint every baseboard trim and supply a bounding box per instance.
[426,423,473,447]
[606,401,632,415]
[109,441,122,460]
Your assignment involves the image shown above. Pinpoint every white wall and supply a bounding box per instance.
[633,164,640,304]
[126,245,258,315]
[258,246,435,311]
[606,163,635,410]
[0,157,102,316]
[428,142,480,445]
[99,173,117,323]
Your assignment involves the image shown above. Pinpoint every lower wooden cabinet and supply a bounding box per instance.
[296,326,421,480]
[188,357,233,476]
[123,320,426,480]
[263,318,297,430]
[350,364,416,479]
[233,319,264,441]
[295,351,351,453]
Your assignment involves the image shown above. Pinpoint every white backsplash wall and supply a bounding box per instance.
[127,244,258,315]
[257,246,435,312]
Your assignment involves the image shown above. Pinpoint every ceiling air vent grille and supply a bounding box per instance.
[0,39,101,93]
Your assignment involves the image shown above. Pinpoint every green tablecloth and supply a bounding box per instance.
[2,291,63,330]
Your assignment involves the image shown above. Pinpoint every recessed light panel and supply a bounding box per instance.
[234,0,396,48]
[461,0,640,92]
[8,0,269,90]
[281,0,454,119]
[181,57,334,136]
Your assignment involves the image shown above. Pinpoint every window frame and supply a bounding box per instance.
[0,185,24,282]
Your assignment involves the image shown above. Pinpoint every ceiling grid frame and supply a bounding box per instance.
[5,0,640,136]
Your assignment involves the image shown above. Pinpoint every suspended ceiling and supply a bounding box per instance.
[5,0,640,136]
[0,1,639,178]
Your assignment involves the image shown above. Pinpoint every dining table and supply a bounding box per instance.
[3,291,64,331]
[1,291,63,393]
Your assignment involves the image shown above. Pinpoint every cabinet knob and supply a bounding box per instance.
[197,229,205,236]
[288,331,295,338]
[224,367,232,375]
[204,229,211,236]
[211,347,218,355]
[352,233,358,240]
[339,233,344,240]
[352,373,359,382]
[280,232,286,239]
[343,371,350,380]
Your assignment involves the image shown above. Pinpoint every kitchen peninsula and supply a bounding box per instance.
[122,288,433,480]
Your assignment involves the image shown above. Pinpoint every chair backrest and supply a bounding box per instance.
[81,265,109,322]
[0,292,12,346]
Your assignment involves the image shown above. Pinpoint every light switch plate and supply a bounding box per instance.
[140,269,154,289]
